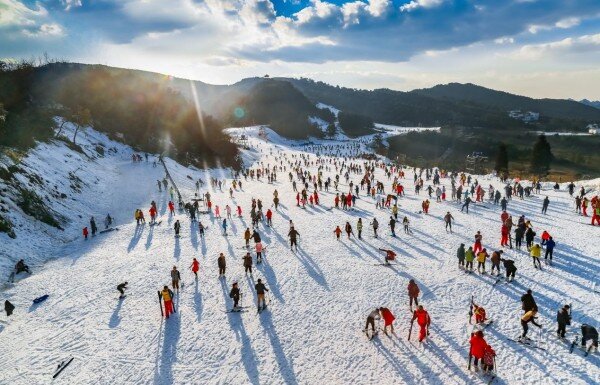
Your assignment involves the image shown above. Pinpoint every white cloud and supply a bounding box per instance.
[400,0,444,12]
[494,37,515,45]
[516,33,600,59]
[61,0,82,11]
[0,0,48,28]
[555,17,580,29]
[23,23,65,37]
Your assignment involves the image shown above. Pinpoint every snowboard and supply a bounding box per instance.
[52,357,74,379]
[99,227,119,234]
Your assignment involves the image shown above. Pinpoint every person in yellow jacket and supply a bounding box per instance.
[530,243,542,269]
[476,249,489,274]
[465,246,475,272]
[160,286,175,319]
[520,309,542,341]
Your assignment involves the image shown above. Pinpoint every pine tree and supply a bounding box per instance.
[530,134,553,176]
[494,142,509,175]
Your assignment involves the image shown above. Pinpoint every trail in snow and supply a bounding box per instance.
[0,126,599,385]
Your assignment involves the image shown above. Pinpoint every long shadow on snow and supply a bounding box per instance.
[153,308,181,385]
[145,225,155,250]
[256,256,285,303]
[189,222,198,251]
[259,310,299,385]
[109,299,123,328]
[293,247,330,291]
[127,225,145,252]
[375,336,442,383]
[194,279,203,322]
[173,237,181,261]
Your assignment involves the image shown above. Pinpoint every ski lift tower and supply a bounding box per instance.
[466,152,488,174]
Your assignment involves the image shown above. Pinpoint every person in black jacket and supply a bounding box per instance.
[521,289,537,312]
[255,279,269,311]
[501,258,517,282]
[581,324,599,351]
[4,300,15,317]
[229,282,241,310]
[556,304,571,338]
[117,282,128,299]
[525,228,536,251]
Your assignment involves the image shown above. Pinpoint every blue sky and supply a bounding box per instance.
[1,0,600,99]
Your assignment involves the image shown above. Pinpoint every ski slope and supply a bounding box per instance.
[0,126,599,385]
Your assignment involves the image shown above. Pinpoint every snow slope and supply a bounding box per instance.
[0,126,599,385]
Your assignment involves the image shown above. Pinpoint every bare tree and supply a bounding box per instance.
[72,108,91,144]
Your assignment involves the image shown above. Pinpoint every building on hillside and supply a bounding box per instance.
[587,124,599,135]
[508,110,540,123]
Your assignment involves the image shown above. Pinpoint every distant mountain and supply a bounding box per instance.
[578,99,600,109]
[218,79,334,139]
[413,83,600,121]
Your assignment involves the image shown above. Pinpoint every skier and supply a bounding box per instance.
[357,218,363,239]
[530,243,542,269]
[380,307,396,335]
[411,305,431,342]
[402,216,410,234]
[581,324,599,352]
[229,282,241,310]
[490,250,503,275]
[244,228,251,248]
[117,282,128,299]
[222,218,227,236]
[476,248,489,274]
[407,279,420,311]
[4,300,15,317]
[171,266,181,292]
[288,227,300,251]
[542,196,550,214]
[168,201,175,215]
[83,226,89,240]
[544,237,556,263]
[344,222,353,239]
[243,252,253,275]
[90,217,97,236]
[364,308,381,336]
[104,214,113,229]
[266,209,273,226]
[472,302,487,324]
[469,331,489,372]
[521,289,538,312]
[500,258,517,282]
[255,242,263,263]
[174,220,181,237]
[520,308,542,341]
[457,243,466,269]
[160,285,175,319]
[218,253,226,276]
[379,249,396,265]
[444,212,454,233]
[255,278,269,312]
[371,218,379,238]
[334,226,342,240]
[556,304,571,339]
[461,196,472,213]
[389,216,396,237]
[190,258,200,279]
[198,221,205,237]
[465,246,475,272]
[473,231,483,253]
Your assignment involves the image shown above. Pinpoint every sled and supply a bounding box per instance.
[33,295,49,304]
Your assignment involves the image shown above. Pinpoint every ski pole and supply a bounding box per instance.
[158,291,163,317]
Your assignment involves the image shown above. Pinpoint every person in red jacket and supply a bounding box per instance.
[469,330,489,372]
[313,191,319,205]
[334,194,340,208]
[83,226,89,240]
[190,258,200,279]
[500,210,509,224]
[473,231,483,253]
[407,279,420,311]
[380,307,396,335]
[149,206,157,223]
[237,205,242,217]
[168,201,175,215]
[334,226,342,240]
[500,224,509,247]
[266,209,273,226]
[411,305,431,342]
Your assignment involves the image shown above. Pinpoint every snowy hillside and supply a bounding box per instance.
[0,126,599,385]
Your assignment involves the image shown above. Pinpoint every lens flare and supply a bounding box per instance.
[234,107,245,119]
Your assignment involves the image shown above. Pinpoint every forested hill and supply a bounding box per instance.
[413,83,600,121]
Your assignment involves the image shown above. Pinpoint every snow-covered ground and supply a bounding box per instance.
[0,125,599,385]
